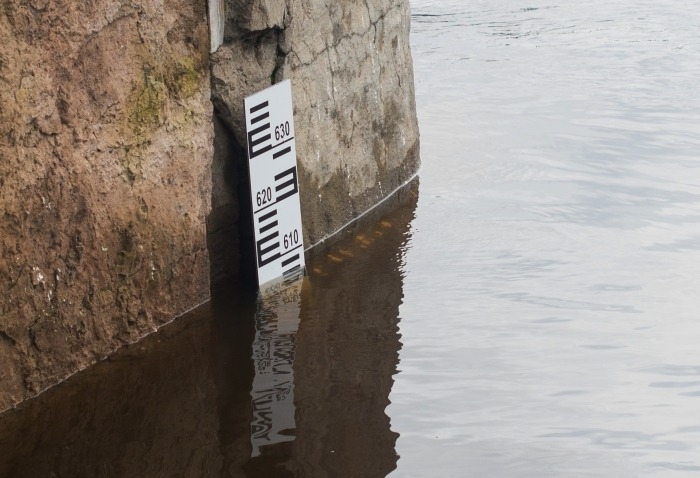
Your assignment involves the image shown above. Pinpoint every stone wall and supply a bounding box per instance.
[208,0,420,282]
[0,0,214,411]
[0,0,419,412]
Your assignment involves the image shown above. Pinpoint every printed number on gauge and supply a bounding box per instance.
[283,229,299,249]
[275,122,291,141]
[257,187,272,207]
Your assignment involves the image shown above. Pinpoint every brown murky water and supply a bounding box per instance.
[0,182,418,478]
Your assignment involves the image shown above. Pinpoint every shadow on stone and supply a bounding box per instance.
[207,115,258,292]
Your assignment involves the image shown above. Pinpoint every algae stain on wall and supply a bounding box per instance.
[128,70,168,136]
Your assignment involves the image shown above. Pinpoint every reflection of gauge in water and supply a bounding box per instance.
[249,275,304,458]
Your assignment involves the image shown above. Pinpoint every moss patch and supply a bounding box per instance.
[166,57,201,99]
[127,68,167,138]
[123,53,206,184]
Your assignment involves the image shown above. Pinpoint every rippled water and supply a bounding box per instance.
[2,1,700,476]
[391,0,700,476]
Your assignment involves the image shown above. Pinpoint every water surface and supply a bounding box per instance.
[3,1,700,476]
[390,1,700,476]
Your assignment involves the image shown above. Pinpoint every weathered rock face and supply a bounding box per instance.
[210,0,420,248]
[0,0,419,413]
[0,0,213,411]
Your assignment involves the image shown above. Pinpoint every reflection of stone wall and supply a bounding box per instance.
[0,292,264,478]
[0,304,225,477]
[0,0,213,411]
[0,180,418,476]
[289,180,419,477]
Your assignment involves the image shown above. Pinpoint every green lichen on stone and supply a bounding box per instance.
[123,66,167,183]
[127,68,167,137]
[166,57,201,99]
[122,54,205,184]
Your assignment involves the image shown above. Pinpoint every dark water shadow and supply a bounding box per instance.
[0,178,419,478]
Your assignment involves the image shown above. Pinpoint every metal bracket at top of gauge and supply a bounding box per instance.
[244,80,306,290]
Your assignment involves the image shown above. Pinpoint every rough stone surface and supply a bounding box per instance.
[0,0,419,413]
[0,0,213,412]
[210,0,420,248]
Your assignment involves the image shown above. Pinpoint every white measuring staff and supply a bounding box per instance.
[244,80,306,288]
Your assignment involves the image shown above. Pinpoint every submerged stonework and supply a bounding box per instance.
[0,0,419,413]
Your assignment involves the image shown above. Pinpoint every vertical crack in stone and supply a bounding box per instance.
[207,0,291,287]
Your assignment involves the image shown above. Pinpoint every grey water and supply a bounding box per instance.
[393,0,700,476]
[2,0,700,476]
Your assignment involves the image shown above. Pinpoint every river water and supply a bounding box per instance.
[2,0,700,476]
[395,0,700,476]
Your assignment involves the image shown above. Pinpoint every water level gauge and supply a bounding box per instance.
[244,80,306,288]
